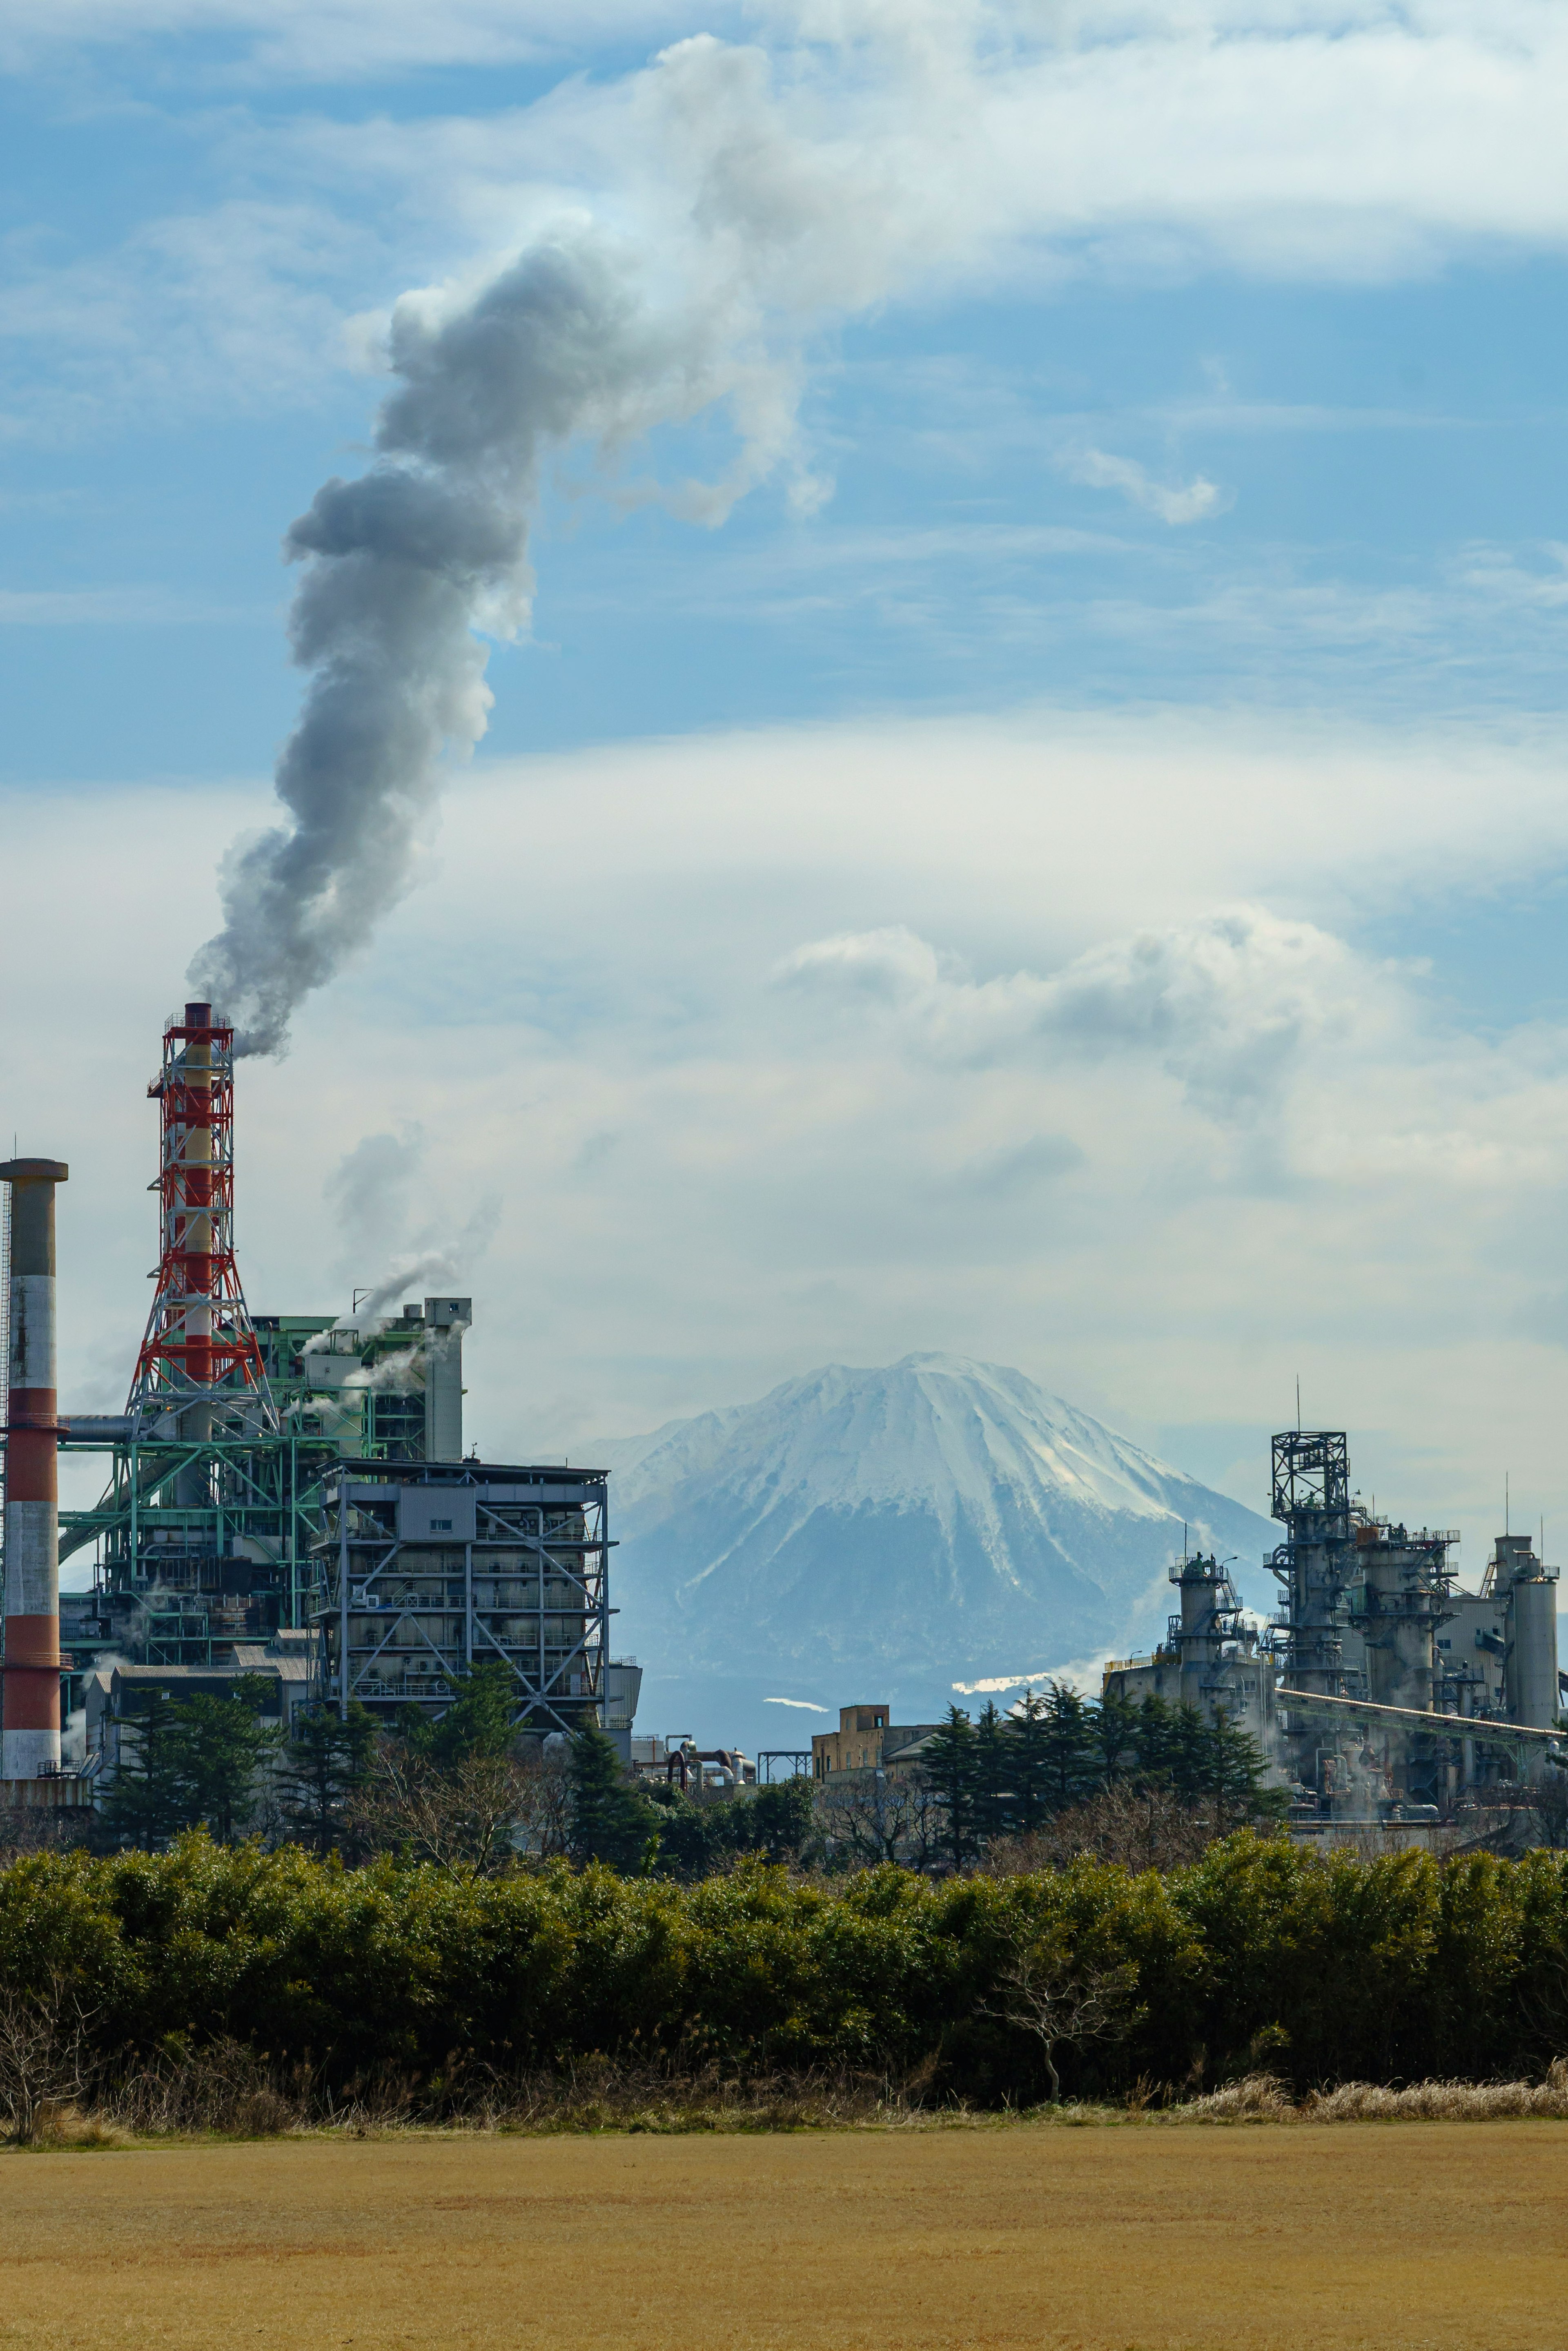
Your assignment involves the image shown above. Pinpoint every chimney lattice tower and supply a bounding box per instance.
[127,1002,275,1433]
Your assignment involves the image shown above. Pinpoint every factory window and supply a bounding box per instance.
[431,1518,453,1532]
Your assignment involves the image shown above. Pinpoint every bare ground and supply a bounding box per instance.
[1,2121,1564,2350]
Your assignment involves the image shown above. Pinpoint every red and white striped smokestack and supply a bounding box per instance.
[1,1157,67,1780]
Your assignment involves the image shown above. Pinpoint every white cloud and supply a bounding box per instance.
[1061,447,1227,526]
[778,907,1408,1118]
[764,1695,831,1710]
[0,587,260,624]
[13,4,1568,433]
[11,705,1568,1568]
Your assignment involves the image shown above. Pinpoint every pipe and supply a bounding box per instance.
[1,1158,68,1778]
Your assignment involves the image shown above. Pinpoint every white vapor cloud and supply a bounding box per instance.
[1062,447,1227,526]
[778,907,1403,1119]
[12,704,1568,1570]
[14,4,1568,435]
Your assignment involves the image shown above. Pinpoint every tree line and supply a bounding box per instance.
[95,1664,814,1879]
[867,1689,1281,1870]
[7,1830,1568,2102]
[90,1667,1278,1878]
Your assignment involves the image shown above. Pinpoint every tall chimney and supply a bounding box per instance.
[0,1158,68,1779]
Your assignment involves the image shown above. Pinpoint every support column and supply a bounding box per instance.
[1,1158,68,1779]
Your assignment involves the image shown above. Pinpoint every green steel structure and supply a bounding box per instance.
[59,1303,470,1672]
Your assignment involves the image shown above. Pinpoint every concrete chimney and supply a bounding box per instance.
[1,1158,68,1778]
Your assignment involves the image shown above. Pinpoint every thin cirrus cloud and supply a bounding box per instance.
[1060,447,1229,526]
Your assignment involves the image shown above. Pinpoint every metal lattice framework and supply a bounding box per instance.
[127,1005,274,1428]
[318,1465,611,1733]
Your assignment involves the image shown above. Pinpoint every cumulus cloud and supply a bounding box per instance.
[1061,447,1227,526]
[778,906,1403,1118]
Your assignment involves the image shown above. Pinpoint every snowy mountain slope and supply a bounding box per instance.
[593,1354,1278,1737]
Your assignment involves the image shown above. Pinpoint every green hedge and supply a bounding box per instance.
[3,1833,1567,2099]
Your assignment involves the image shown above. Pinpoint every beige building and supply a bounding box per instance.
[811,1704,942,1780]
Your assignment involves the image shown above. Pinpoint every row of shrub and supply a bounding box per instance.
[5,1830,1568,2101]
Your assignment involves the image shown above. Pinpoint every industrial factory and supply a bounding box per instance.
[2,1012,1565,1838]
[0,1003,640,1808]
[1104,1429,1565,1825]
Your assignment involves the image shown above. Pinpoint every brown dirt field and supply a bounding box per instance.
[1,2123,1564,2351]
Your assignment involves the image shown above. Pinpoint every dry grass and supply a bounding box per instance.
[2,2121,1566,2348]
[17,2036,1568,2144]
[1176,2059,1568,2124]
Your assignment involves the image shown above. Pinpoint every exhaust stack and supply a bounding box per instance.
[1,1158,68,1779]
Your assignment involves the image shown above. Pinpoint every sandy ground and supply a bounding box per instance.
[1,2123,1564,2349]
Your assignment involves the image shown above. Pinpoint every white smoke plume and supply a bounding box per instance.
[186,35,900,1053]
[187,0,1568,1053]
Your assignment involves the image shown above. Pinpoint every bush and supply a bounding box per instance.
[1,1832,1567,2107]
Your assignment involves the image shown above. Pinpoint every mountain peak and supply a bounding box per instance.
[596,1355,1276,1750]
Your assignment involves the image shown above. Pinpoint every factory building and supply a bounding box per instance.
[1103,1552,1276,1739]
[1,1005,635,1804]
[1104,1429,1564,1825]
[316,1459,610,1734]
[811,1705,945,1781]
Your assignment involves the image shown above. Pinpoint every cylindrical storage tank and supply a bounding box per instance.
[0,1158,69,1779]
[1506,1576,1559,1731]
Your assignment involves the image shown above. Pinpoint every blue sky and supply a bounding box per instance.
[8,3,1568,1598]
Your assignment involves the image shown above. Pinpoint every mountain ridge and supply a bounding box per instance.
[593,1353,1278,1748]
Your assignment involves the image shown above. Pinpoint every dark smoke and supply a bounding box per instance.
[189,233,702,1054]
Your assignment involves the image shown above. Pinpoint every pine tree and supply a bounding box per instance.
[102,1687,188,1849]
[1203,1709,1280,1825]
[971,1701,1015,1844]
[177,1675,279,1842]
[568,1723,660,1871]
[1093,1691,1140,1788]
[1039,1682,1098,1811]
[429,1662,518,1767]
[1131,1695,1181,1789]
[921,1705,979,1870]
[1166,1702,1214,1803]
[1006,1686,1054,1833]
[276,1703,376,1856]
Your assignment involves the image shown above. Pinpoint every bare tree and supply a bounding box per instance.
[980,1939,1143,2103]
[984,1783,1229,1876]
[814,1773,947,1868]
[348,1744,540,1876]
[0,1977,95,2144]
[514,1750,572,1860]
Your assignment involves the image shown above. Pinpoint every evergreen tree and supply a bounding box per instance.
[921,1705,979,1870]
[736,1776,815,1863]
[276,1703,376,1856]
[568,1723,661,1871]
[177,1675,279,1842]
[1166,1702,1214,1802]
[1039,1682,1098,1811]
[642,1780,721,1877]
[1203,1709,1282,1825]
[428,1662,519,1767]
[1131,1695,1182,1789]
[1006,1686,1054,1832]
[102,1687,188,1849]
[971,1701,1015,1844]
[1093,1691,1140,1788]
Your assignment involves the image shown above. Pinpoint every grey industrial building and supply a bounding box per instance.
[1104,1429,1564,1824]
[0,1005,639,1806]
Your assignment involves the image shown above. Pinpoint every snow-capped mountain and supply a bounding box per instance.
[592,1353,1278,1752]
